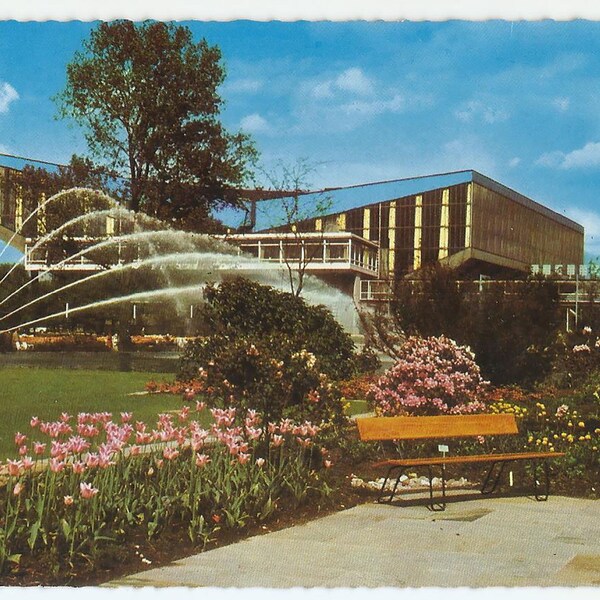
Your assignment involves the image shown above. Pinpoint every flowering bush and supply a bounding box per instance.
[178,334,347,428]
[486,388,599,493]
[369,335,489,416]
[0,407,331,575]
[338,373,380,400]
[549,326,600,388]
[197,278,358,380]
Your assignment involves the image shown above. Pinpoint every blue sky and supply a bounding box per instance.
[1,20,600,258]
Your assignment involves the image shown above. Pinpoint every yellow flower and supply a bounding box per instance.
[553,434,559,440]
[578,421,585,428]
[585,434,591,440]
[528,436,534,443]
[561,432,567,438]
[568,421,573,427]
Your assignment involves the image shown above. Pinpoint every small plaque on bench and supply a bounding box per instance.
[438,444,449,453]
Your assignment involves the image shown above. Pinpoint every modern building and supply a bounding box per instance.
[226,169,585,301]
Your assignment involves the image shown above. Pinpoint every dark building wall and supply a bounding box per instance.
[471,182,583,268]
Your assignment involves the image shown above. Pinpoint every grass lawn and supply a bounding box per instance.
[0,367,184,459]
[0,367,373,460]
[347,399,370,415]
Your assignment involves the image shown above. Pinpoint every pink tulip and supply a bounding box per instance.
[255,457,265,467]
[237,452,251,465]
[7,459,22,477]
[18,444,28,456]
[163,447,179,461]
[22,456,34,470]
[130,445,141,456]
[120,412,133,423]
[79,482,99,499]
[271,435,284,447]
[195,400,206,412]
[13,482,23,496]
[60,412,72,423]
[30,416,40,428]
[86,453,100,468]
[71,461,86,474]
[324,460,333,468]
[195,453,210,468]
[14,432,26,446]
[33,442,46,455]
[64,495,74,506]
[49,458,65,473]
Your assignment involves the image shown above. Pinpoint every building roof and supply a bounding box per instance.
[216,169,583,234]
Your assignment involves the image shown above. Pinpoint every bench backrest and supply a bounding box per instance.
[356,413,518,441]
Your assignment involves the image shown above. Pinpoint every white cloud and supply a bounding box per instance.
[311,67,373,99]
[311,81,334,99]
[536,141,600,169]
[562,142,600,169]
[564,207,600,256]
[455,100,509,124]
[508,157,521,168]
[335,68,373,96]
[0,82,19,114]
[225,78,263,94]
[239,113,271,133]
[535,150,564,168]
[552,97,570,112]
[340,94,403,116]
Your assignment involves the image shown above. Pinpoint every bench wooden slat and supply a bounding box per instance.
[373,451,566,468]
[357,413,519,441]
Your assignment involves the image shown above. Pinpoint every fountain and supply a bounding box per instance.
[0,188,358,339]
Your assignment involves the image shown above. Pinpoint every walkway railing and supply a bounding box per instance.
[224,232,379,277]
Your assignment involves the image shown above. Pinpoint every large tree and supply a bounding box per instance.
[56,20,257,227]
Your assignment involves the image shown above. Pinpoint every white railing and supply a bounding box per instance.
[225,232,379,276]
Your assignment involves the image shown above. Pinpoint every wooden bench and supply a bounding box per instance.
[356,413,565,510]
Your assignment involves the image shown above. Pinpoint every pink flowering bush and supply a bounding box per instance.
[0,407,331,574]
[177,334,347,429]
[369,335,489,416]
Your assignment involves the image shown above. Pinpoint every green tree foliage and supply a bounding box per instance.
[180,277,358,381]
[56,20,257,228]
[364,265,562,386]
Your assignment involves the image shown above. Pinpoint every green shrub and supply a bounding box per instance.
[197,277,357,380]
[179,334,347,428]
[366,266,561,386]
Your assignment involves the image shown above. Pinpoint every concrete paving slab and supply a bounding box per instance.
[106,495,600,588]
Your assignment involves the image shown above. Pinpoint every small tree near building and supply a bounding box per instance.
[258,159,332,296]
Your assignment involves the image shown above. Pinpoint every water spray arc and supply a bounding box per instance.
[0,206,131,287]
[0,285,208,334]
[0,187,358,335]
[0,250,282,324]
[0,187,118,262]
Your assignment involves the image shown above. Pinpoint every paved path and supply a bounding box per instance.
[106,495,599,588]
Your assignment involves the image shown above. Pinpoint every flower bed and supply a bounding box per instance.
[0,407,332,577]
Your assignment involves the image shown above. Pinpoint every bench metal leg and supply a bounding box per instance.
[532,459,550,501]
[377,465,403,504]
[427,464,447,511]
[480,460,507,495]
